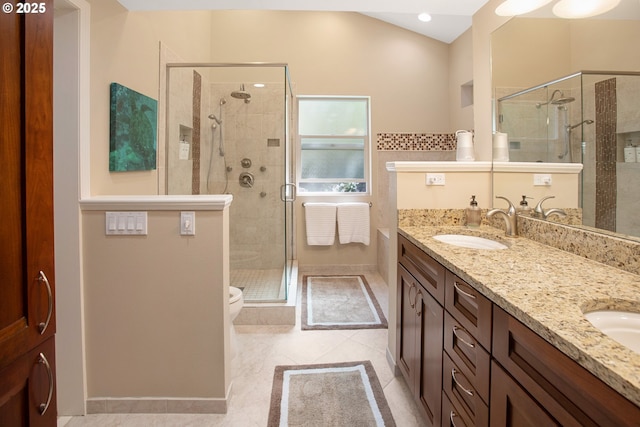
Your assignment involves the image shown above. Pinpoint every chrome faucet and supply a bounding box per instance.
[533,196,567,220]
[487,196,518,236]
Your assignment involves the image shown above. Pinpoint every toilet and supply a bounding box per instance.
[229,286,244,358]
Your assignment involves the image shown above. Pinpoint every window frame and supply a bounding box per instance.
[295,95,371,196]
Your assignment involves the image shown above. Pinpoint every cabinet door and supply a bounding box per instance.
[0,0,55,369]
[490,361,564,427]
[0,337,57,427]
[417,283,443,427]
[397,266,420,390]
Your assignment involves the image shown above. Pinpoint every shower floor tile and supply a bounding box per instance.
[231,268,284,302]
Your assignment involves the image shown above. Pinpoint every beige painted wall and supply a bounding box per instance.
[449,28,475,131]
[493,172,580,208]
[89,4,455,267]
[396,172,492,210]
[89,0,213,195]
[82,208,230,400]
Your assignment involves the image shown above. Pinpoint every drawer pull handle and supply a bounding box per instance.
[409,283,416,309]
[415,289,423,317]
[450,411,460,427]
[454,281,476,300]
[37,352,54,415]
[453,326,475,348]
[37,271,53,335]
[452,368,474,396]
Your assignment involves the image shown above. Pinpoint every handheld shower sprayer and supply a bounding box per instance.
[208,114,222,125]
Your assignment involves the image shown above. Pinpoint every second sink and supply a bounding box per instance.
[584,310,640,354]
[433,234,508,250]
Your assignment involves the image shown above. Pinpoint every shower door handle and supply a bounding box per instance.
[280,183,296,202]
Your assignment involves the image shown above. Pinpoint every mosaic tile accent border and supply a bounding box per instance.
[377,132,457,151]
[595,78,617,232]
[191,70,202,195]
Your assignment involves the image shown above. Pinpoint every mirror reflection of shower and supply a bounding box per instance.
[207,98,228,193]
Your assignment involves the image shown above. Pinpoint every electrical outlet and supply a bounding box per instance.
[426,173,446,186]
[533,174,552,186]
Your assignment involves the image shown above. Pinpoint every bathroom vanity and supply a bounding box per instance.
[396,227,640,426]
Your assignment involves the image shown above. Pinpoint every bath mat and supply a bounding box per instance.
[301,275,387,330]
[267,360,396,427]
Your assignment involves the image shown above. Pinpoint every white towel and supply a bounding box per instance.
[337,203,370,245]
[304,203,337,246]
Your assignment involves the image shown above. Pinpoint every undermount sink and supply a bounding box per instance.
[584,310,640,354]
[432,234,508,250]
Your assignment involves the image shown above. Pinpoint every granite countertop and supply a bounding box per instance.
[398,225,640,407]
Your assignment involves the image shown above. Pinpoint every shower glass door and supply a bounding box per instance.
[164,63,295,303]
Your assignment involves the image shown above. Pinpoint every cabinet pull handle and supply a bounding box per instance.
[454,281,476,300]
[37,271,53,335]
[415,289,423,317]
[408,283,416,309]
[450,411,460,427]
[452,368,474,396]
[37,352,54,415]
[453,326,475,348]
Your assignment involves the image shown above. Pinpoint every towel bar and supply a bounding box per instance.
[303,202,372,207]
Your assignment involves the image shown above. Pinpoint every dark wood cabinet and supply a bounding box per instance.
[0,1,56,425]
[397,265,443,427]
[492,306,640,427]
[397,233,640,427]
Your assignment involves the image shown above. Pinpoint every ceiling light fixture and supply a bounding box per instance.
[495,0,622,18]
[417,12,432,22]
[552,0,621,18]
[495,0,553,16]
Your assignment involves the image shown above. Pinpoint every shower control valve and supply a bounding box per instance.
[239,172,255,188]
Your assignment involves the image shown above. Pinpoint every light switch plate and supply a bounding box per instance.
[180,211,196,236]
[105,212,147,235]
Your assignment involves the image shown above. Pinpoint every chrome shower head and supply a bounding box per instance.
[231,84,251,101]
[536,89,566,108]
[552,96,576,105]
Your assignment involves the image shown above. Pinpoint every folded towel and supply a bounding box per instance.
[304,203,337,246]
[337,202,370,245]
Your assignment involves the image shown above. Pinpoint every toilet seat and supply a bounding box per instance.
[230,286,243,304]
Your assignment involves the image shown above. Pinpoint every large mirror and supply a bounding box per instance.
[491,0,640,240]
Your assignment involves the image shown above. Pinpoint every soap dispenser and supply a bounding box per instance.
[517,195,532,215]
[465,195,482,227]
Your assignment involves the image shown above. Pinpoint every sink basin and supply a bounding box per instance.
[584,310,640,354]
[432,234,508,250]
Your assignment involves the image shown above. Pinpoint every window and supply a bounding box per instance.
[297,97,370,194]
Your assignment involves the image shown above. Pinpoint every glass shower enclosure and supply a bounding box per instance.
[163,63,296,303]
[496,70,640,236]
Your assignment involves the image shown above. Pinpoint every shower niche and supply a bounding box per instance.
[163,63,296,304]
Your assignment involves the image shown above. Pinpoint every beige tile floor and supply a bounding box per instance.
[60,271,424,426]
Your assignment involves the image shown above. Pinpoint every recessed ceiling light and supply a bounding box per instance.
[253,83,265,88]
[417,12,432,22]
[495,0,553,16]
[552,0,621,19]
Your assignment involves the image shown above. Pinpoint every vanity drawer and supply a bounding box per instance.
[445,271,492,350]
[443,312,490,404]
[398,234,445,304]
[442,352,489,427]
[442,391,476,427]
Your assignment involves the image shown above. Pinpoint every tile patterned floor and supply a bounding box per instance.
[60,271,424,426]
[231,268,284,302]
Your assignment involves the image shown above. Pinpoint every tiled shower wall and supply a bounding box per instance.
[166,71,287,270]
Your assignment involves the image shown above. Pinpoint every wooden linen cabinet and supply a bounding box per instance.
[0,1,57,425]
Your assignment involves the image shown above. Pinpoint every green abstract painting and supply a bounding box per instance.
[109,82,157,171]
